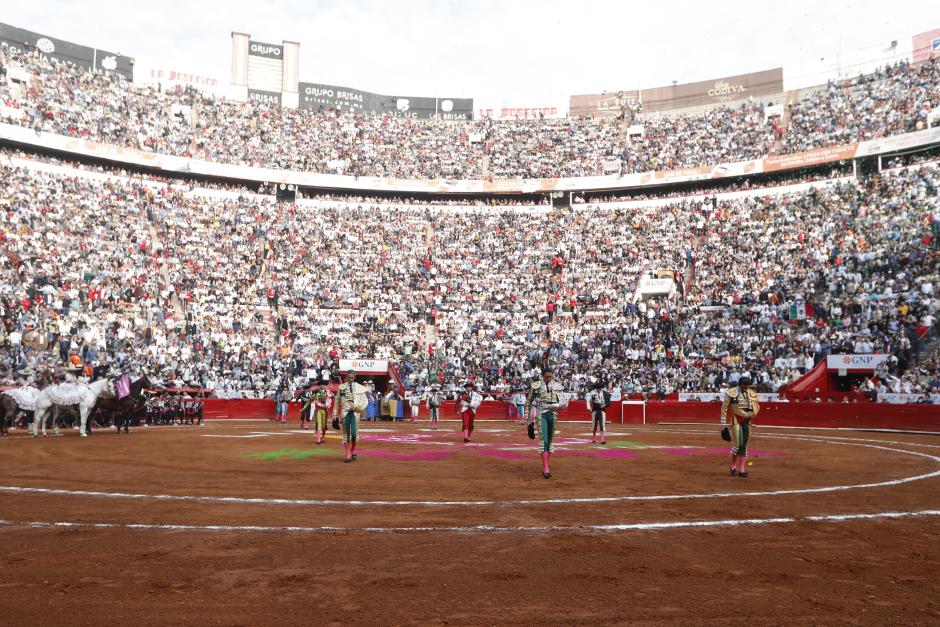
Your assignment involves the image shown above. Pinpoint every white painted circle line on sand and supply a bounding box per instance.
[0,510,937,535]
[0,434,937,507]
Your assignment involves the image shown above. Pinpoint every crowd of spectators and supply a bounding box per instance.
[1,43,937,180]
[783,59,940,154]
[1,151,938,401]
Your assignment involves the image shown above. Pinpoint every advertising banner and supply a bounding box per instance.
[339,359,389,374]
[299,82,382,112]
[825,354,889,370]
[299,81,472,119]
[569,89,642,118]
[474,97,567,120]
[0,22,134,77]
[763,144,859,172]
[248,40,283,59]
[854,126,940,158]
[571,68,783,116]
[637,277,675,296]
[639,68,784,112]
[133,61,225,93]
[248,89,281,107]
[386,95,473,120]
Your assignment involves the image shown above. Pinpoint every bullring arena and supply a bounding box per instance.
[3,4,940,625]
[1,410,938,624]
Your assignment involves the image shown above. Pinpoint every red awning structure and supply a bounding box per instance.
[779,360,830,398]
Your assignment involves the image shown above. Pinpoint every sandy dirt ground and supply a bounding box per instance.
[1,420,938,625]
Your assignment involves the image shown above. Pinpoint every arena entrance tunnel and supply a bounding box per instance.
[781,353,889,402]
[333,358,404,420]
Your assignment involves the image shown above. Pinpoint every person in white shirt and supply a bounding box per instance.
[510,390,527,423]
[333,370,369,463]
[425,385,445,430]
[585,380,611,444]
[406,388,421,421]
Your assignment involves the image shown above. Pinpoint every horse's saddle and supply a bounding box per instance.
[47,383,90,406]
[6,386,39,411]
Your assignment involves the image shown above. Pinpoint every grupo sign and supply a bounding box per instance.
[300,82,378,112]
[248,40,283,59]
[248,89,281,107]
[299,81,473,120]
[825,354,889,370]
[339,359,389,374]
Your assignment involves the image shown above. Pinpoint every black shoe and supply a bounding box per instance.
[739,472,749,478]
[543,472,552,479]
[730,468,738,476]
[351,454,358,461]
[344,458,352,463]
[464,438,470,443]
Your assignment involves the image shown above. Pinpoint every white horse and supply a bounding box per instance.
[31,378,113,438]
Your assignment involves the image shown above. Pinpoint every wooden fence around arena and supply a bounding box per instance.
[203,399,940,432]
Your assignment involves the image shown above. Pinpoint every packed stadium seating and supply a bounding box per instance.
[1,149,938,400]
[2,35,940,402]
[782,60,940,153]
[1,43,937,180]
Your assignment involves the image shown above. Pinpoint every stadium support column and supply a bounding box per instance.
[231,32,250,101]
[281,40,300,109]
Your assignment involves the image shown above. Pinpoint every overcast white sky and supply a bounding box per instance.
[4,1,938,102]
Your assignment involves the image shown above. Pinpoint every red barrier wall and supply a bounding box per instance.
[204,399,940,432]
[202,399,596,422]
[640,401,940,432]
[203,399,277,420]
[433,400,593,421]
